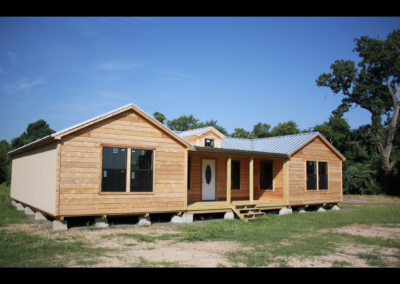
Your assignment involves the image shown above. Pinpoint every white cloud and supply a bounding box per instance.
[1,77,45,97]
[6,51,16,59]
[96,62,143,70]
[6,51,17,64]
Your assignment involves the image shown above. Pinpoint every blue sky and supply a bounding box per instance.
[0,17,399,142]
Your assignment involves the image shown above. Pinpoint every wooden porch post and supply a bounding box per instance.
[250,157,254,203]
[227,155,231,205]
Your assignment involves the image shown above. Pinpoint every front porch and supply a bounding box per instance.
[186,149,290,221]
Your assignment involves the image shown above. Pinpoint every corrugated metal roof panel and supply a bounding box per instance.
[221,132,319,155]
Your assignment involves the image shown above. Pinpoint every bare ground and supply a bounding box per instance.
[3,217,400,267]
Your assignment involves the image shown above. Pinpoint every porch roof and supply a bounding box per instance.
[192,131,345,160]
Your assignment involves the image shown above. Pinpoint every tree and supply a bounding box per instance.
[153,112,166,124]
[166,115,200,131]
[196,119,229,136]
[270,121,301,137]
[313,111,351,153]
[0,140,11,185]
[316,29,400,193]
[231,128,252,139]
[11,119,56,150]
[251,122,271,138]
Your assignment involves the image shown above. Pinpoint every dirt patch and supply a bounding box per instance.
[321,224,400,239]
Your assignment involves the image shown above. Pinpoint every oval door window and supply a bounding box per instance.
[205,165,212,184]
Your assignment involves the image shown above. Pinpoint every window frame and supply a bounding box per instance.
[99,145,156,195]
[205,139,215,147]
[231,160,241,190]
[259,160,274,190]
[305,160,329,191]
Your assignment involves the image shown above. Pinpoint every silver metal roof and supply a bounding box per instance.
[172,126,226,138]
[8,103,194,155]
[220,132,345,160]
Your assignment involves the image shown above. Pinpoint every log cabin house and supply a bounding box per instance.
[8,104,345,225]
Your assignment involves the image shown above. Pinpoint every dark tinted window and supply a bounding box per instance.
[188,157,190,190]
[307,161,317,190]
[231,160,240,189]
[205,139,214,147]
[102,147,127,192]
[318,162,328,190]
[131,149,153,192]
[260,161,273,190]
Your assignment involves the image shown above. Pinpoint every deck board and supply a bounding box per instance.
[187,200,286,211]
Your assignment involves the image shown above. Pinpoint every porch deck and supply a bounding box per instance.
[186,200,287,214]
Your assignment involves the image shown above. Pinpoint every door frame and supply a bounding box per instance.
[200,157,217,201]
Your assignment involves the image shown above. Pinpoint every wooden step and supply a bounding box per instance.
[242,212,265,216]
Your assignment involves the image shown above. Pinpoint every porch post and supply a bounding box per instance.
[250,157,254,203]
[227,155,231,205]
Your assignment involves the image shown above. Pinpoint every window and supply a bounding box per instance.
[205,139,214,147]
[318,162,328,190]
[130,149,153,192]
[307,161,328,190]
[260,161,273,190]
[102,147,127,192]
[188,157,191,190]
[101,147,153,193]
[231,160,240,189]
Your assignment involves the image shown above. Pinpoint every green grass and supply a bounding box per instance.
[172,205,400,267]
[0,184,111,267]
[0,184,27,226]
[133,256,182,267]
[332,260,352,267]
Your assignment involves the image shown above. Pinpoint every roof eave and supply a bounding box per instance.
[7,135,54,156]
[193,146,289,158]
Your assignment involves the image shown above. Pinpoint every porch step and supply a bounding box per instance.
[231,205,268,222]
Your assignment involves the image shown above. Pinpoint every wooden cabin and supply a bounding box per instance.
[8,104,345,224]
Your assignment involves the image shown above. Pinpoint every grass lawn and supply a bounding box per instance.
[0,184,110,267]
[1,183,400,267]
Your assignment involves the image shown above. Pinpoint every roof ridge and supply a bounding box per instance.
[224,132,319,141]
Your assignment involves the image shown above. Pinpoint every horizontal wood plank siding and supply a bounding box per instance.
[288,137,342,206]
[58,109,187,216]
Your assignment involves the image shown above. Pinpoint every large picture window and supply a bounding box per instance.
[260,161,273,190]
[231,160,240,190]
[130,149,153,192]
[101,146,154,193]
[307,161,328,190]
[102,147,127,192]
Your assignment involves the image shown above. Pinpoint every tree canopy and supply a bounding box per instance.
[270,121,301,137]
[11,119,56,150]
[316,29,400,193]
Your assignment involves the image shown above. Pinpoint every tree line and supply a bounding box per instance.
[1,30,399,195]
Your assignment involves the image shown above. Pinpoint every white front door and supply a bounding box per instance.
[202,159,216,200]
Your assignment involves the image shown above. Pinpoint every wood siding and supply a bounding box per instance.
[58,109,187,216]
[11,142,58,215]
[196,131,222,148]
[288,137,342,206]
[188,153,284,203]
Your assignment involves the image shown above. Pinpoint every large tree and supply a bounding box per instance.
[316,29,400,193]
[0,140,11,185]
[270,121,301,137]
[11,119,56,150]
